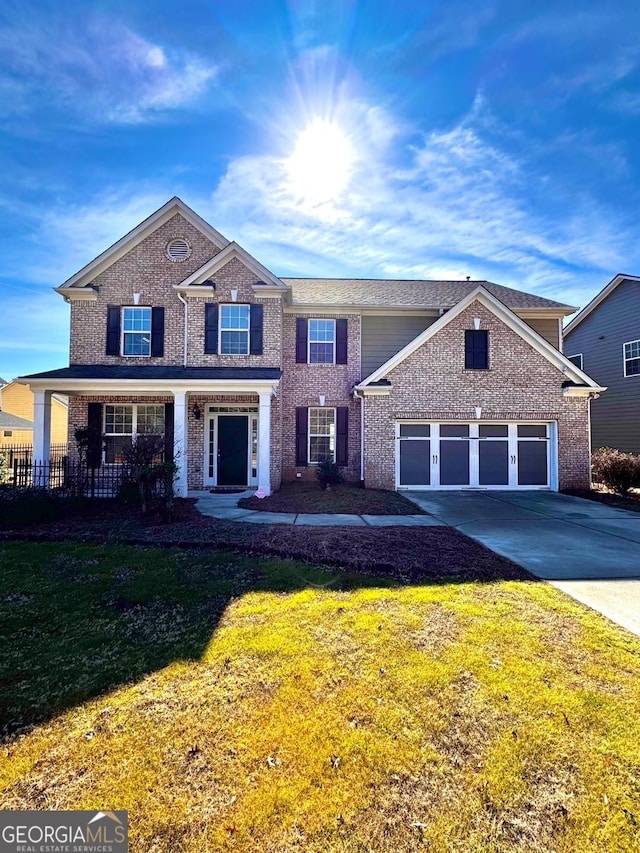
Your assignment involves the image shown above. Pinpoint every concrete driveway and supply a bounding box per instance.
[404,490,640,636]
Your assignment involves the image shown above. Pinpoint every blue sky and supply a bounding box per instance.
[1,0,640,378]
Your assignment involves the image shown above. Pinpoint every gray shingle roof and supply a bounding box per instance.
[282,278,574,310]
[20,366,282,381]
[0,411,33,430]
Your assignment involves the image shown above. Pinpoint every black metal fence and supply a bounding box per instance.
[0,443,68,466]
[10,459,169,499]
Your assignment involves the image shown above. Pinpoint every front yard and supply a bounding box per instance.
[238,481,425,514]
[1,541,639,852]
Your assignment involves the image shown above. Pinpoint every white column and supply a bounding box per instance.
[173,390,188,498]
[32,390,52,486]
[258,391,272,495]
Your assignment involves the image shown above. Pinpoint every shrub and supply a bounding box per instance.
[0,452,7,485]
[591,447,640,495]
[0,487,62,529]
[316,459,344,490]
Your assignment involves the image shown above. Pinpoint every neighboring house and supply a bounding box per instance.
[18,197,603,497]
[0,380,68,446]
[564,273,640,453]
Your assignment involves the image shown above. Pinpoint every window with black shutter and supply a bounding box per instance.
[465,330,489,369]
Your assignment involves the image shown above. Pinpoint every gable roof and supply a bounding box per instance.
[0,411,33,430]
[357,285,604,392]
[176,242,287,292]
[56,197,230,292]
[283,278,575,312]
[564,273,640,336]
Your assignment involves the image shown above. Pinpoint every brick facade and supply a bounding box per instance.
[362,301,591,490]
[52,204,593,494]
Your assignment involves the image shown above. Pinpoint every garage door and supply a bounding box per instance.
[396,422,555,490]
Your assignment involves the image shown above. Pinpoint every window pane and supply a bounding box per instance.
[123,307,151,332]
[309,342,334,363]
[105,435,131,464]
[440,440,470,485]
[309,408,334,435]
[221,330,249,354]
[105,406,133,434]
[479,441,509,485]
[309,320,335,342]
[567,354,583,369]
[479,424,508,438]
[399,424,430,437]
[399,440,430,485]
[624,340,640,359]
[221,305,250,330]
[137,405,164,434]
[517,424,547,438]
[309,436,333,463]
[123,333,151,356]
[626,358,640,376]
[518,441,548,485]
[440,424,469,438]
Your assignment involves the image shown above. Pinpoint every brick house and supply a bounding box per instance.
[18,197,603,496]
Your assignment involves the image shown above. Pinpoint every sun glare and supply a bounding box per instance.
[286,119,355,204]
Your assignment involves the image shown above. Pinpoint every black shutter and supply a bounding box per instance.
[250,304,263,355]
[336,407,349,466]
[465,330,489,369]
[295,407,308,466]
[164,403,174,462]
[87,402,103,468]
[151,307,165,357]
[336,319,348,364]
[106,305,120,356]
[205,304,218,354]
[296,318,308,363]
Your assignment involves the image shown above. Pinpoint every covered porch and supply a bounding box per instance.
[16,367,281,497]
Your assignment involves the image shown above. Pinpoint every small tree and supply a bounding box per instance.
[120,434,167,513]
[315,458,344,491]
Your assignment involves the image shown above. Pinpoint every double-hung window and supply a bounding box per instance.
[308,407,336,463]
[122,307,152,357]
[624,340,640,377]
[104,404,165,463]
[309,319,336,364]
[220,305,250,355]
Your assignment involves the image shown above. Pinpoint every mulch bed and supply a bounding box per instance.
[238,482,426,515]
[0,499,527,583]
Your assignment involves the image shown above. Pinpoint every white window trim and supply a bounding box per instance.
[308,406,336,464]
[103,403,165,464]
[219,304,250,356]
[121,306,152,358]
[623,339,640,377]
[308,318,336,365]
[566,353,583,370]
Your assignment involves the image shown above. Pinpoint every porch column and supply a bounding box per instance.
[32,390,52,486]
[258,391,272,496]
[172,390,188,498]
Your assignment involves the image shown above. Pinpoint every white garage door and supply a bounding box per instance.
[396,422,556,490]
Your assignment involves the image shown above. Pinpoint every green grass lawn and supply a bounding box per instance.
[1,541,639,852]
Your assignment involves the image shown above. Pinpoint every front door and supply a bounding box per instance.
[217,415,249,486]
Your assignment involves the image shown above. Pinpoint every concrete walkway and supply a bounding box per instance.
[191,490,443,527]
[404,490,640,637]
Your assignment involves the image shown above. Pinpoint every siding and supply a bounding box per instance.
[564,278,640,453]
[361,315,436,379]
[525,317,560,349]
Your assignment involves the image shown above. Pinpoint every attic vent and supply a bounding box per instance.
[166,238,190,262]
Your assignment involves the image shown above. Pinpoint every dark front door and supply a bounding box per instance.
[217,416,249,486]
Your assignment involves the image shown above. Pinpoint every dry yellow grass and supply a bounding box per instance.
[1,551,639,852]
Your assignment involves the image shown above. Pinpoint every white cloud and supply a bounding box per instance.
[208,98,635,308]
[0,14,218,124]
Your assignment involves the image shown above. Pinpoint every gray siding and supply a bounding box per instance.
[564,278,640,453]
[361,315,436,379]
[525,317,560,349]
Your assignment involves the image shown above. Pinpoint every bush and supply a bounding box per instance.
[0,453,7,485]
[591,447,640,495]
[315,459,344,490]
[0,487,62,529]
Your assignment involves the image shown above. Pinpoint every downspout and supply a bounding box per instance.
[353,388,365,485]
[176,291,188,367]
